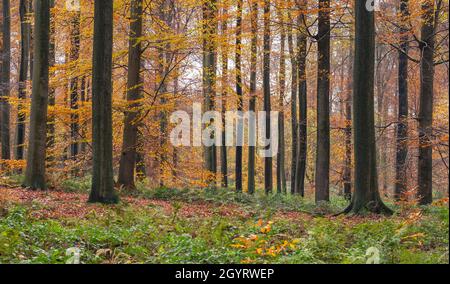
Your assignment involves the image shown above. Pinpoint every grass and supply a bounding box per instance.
[0,176,448,264]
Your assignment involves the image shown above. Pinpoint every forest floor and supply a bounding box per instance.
[0,178,448,264]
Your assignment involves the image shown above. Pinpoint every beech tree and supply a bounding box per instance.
[88,0,118,203]
[23,0,50,190]
[118,0,144,190]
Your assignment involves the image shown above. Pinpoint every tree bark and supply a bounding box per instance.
[417,0,435,205]
[89,0,118,203]
[15,0,31,161]
[235,0,243,193]
[247,0,258,194]
[395,0,409,201]
[315,0,330,203]
[220,5,228,188]
[69,9,81,161]
[295,1,308,197]
[344,0,392,215]
[276,6,286,194]
[118,0,143,190]
[202,0,218,187]
[263,0,273,194]
[343,35,353,201]
[1,0,11,160]
[23,0,50,190]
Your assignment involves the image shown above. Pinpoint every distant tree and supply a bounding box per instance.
[294,0,308,197]
[89,0,118,203]
[69,7,81,161]
[263,0,272,194]
[247,0,258,194]
[23,0,51,190]
[276,5,287,194]
[235,0,243,193]
[220,4,229,189]
[15,0,31,161]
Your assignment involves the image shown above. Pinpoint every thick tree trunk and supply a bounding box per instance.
[89,0,118,203]
[235,0,243,193]
[395,0,409,201]
[295,2,308,197]
[15,0,31,161]
[69,10,81,161]
[417,0,435,205]
[263,0,272,194]
[220,6,228,189]
[344,0,392,215]
[23,0,50,190]
[1,0,11,160]
[118,0,143,190]
[315,0,330,203]
[202,0,218,187]
[247,0,258,194]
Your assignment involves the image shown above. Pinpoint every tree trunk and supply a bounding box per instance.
[89,0,118,203]
[343,36,353,201]
[46,0,55,161]
[69,9,81,161]
[235,0,243,193]
[395,0,409,201]
[1,0,11,160]
[15,0,31,161]
[287,19,298,194]
[417,0,435,205]
[220,5,228,188]
[202,0,218,187]
[276,7,286,194]
[315,0,330,203]
[118,0,143,190]
[247,0,258,194]
[295,1,308,197]
[344,0,392,215]
[263,0,272,194]
[23,0,50,190]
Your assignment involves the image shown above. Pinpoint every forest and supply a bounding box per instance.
[0,0,448,264]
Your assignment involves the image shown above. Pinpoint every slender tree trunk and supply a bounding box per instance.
[344,0,392,215]
[220,6,228,188]
[89,0,118,203]
[263,0,272,194]
[15,0,31,161]
[315,0,330,203]
[23,0,50,190]
[417,0,435,205]
[395,0,409,201]
[69,10,81,161]
[276,7,286,194]
[343,36,353,201]
[287,20,298,194]
[118,0,143,190]
[1,0,11,160]
[295,1,308,197]
[235,0,243,193]
[46,0,55,160]
[202,0,218,187]
[247,0,258,194]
